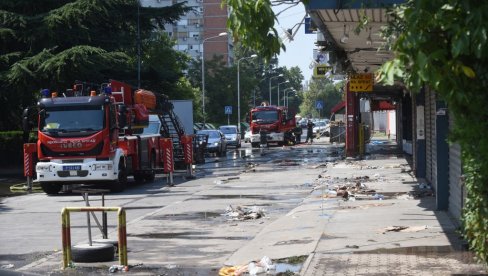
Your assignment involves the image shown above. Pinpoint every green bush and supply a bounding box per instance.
[0,131,36,167]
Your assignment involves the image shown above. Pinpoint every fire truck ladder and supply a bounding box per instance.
[155,96,186,166]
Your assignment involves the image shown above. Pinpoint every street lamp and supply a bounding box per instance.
[237,54,258,134]
[277,80,290,106]
[269,74,283,105]
[284,88,296,108]
[201,32,228,124]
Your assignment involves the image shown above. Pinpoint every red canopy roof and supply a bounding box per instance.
[371,100,396,111]
[331,101,345,114]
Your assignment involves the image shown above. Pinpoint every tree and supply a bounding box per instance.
[299,78,342,119]
[0,0,191,131]
[223,0,310,61]
[377,0,488,263]
[139,34,194,100]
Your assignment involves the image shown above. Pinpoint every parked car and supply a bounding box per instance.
[313,121,330,137]
[219,125,241,148]
[193,122,217,132]
[196,129,227,156]
[244,129,252,143]
[299,118,308,128]
[240,122,250,139]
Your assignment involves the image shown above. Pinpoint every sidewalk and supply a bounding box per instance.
[301,138,487,275]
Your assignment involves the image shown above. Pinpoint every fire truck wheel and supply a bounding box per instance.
[40,182,62,195]
[110,161,127,193]
[71,243,115,263]
[133,173,145,183]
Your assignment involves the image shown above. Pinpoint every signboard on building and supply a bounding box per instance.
[349,73,373,92]
[314,65,333,78]
[304,17,316,34]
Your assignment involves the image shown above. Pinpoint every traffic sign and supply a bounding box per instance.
[224,106,232,115]
[315,100,324,110]
[349,73,373,92]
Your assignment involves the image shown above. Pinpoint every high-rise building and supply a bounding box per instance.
[142,0,232,64]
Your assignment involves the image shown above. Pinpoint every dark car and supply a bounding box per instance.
[196,129,227,157]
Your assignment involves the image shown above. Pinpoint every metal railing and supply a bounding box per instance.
[61,207,127,268]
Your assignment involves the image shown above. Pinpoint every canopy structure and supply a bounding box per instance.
[331,101,345,114]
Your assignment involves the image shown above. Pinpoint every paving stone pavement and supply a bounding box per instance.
[301,138,488,275]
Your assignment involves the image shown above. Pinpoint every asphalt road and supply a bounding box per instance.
[0,139,341,275]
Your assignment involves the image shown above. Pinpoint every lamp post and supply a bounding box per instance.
[284,88,296,108]
[201,32,228,124]
[277,80,290,106]
[237,54,258,134]
[269,74,283,105]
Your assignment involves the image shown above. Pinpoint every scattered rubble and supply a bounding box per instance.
[109,265,129,273]
[1,264,14,269]
[223,205,265,221]
[219,256,275,276]
[214,177,241,185]
[382,225,427,234]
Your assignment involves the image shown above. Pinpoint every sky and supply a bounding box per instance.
[273,3,316,84]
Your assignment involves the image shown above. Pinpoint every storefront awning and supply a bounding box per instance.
[371,100,396,111]
[331,101,345,114]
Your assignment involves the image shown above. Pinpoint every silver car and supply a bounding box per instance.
[219,125,241,148]
[196,129,227,156]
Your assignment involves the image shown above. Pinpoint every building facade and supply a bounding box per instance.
[142,0,232,64]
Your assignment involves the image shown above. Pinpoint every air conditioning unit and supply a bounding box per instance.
[195,23,200,28]
[182,37,187,41]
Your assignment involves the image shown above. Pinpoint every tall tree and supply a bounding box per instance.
[299,78,342,119]
[223,0,307,61]
[0,0,190,130]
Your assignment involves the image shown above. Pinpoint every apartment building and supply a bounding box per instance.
[142,0,232,64]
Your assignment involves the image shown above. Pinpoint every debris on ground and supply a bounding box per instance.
[313,163,328,169]
[224,205,265,220]
[339,202,395,210]
[214,177,241,185]
[396,194,414,200]
[243,162,259,173]
[109,265,129,273]
[382,225,427,234]
[219,256,275,276]
[1,264,14,269]
[315,176,381,201]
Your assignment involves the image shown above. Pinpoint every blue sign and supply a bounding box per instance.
[225,106,232,115]
[304,17,315,34]
[315,100,324,110]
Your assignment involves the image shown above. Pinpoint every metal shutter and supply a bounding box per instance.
[425,88,433,184]
[430,90,437,190]
[448,113,463,223]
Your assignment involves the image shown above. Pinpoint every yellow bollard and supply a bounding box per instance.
[359,123,365,155]
[61,207,128,269]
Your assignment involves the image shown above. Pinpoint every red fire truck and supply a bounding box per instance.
[248,104,296,148]
[22,80,193,194]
